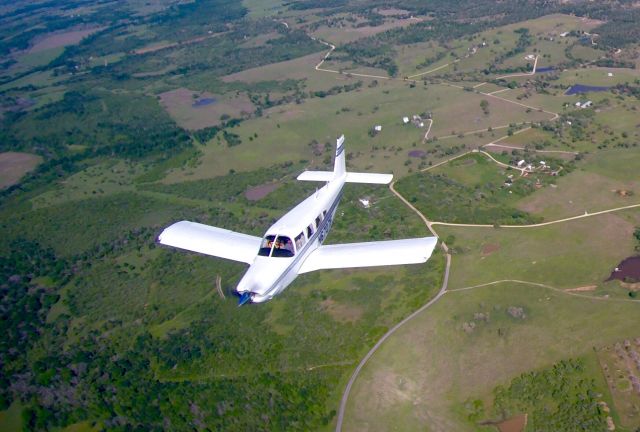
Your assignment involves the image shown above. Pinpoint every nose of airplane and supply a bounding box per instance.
[238,291,253,306]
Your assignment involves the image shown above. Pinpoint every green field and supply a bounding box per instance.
[435,209,636,290]
[344,283,640,431]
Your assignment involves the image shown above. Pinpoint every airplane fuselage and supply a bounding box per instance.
[158,134,436,307]
[236,175,344,304]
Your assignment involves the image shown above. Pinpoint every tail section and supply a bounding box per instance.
[334,134,346,179]
[297,134,393,184]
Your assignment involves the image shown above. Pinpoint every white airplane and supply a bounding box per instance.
[158,135,437,305]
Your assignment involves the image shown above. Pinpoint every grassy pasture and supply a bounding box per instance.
[158,87,254,130]
[0,402,22,432]
[556,67,640,87]
[0,151,42,188]
[163,80,550,183]
[343,282,640,432]
[568,44,604,62]
[242,0,285,18]
[310,15,427,45]
[30,159,146,208]
[221,51,352,93]
[517,149,640,220]
[0,70,67,92]
[437,210,637,290]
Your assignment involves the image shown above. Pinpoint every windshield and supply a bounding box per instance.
[258,235,295,258]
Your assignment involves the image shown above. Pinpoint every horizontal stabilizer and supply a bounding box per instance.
[158,221,261,264]
[345,172,393,184]
[299,237,437,274]
[297,170,333,182]
[297,171,393,184]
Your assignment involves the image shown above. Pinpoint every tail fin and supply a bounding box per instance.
[334,134,346,179]
[297,134,393,184]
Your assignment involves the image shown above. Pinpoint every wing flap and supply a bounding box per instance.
[158,221,261,264]
[299,237,437,273]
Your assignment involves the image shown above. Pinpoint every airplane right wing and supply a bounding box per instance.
[298,237,437,273]
[158,221,261,264]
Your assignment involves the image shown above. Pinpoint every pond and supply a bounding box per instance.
[192,97,217,107]
[564,84,610,95]
[606,256,640,283]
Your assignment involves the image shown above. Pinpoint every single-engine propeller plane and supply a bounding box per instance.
[158,135,437,305]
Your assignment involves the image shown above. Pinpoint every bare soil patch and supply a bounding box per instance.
[245,182,280,201]
[564,285,597,292]
[481,243,500,256]
[0,152,42,188]
[158,88,254,130]
[497,414,527,432]
[29,27,102,53]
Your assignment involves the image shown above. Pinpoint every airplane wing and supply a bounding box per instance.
[298,237,437,274]
[158,221,261,264]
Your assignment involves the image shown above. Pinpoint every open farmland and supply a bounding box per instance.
[158,88,254,130]
[343,283,639,432]
[1,1,640,431]
[0,151,41,188]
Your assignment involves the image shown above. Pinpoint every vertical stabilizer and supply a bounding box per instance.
[296,134,392,184]
[334,134,346,179]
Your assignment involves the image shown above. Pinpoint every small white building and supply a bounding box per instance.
[517,160,526,167]
[575,101,582,107]
[607,72,613,77]
[374,125,382,132]
[540,161,546,167]
[580,100,593,109]
[402,116,410,124]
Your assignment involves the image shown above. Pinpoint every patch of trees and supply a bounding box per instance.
[0,239,69,410]
[491,358,608,431]
[288,0,348,11]
[5,89,192,161]
[311,80,362,98]
[395,172,542,226]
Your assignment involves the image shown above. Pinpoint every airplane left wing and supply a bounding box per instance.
[298,237,437,274]
[158,221,261,264]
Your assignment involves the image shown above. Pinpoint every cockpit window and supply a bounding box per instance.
[258,235,276,256]
[271,236,294,257]
[258,235,295,258]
